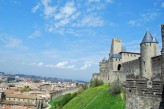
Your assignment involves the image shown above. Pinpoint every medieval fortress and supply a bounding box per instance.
[92,24,164,109]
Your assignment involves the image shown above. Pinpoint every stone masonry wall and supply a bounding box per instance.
[126,93,161,109]
[161,24,164,79]
[152,55,162,76]
[122,59,140,76]
[121,52,140,63]
[126,75,163,109]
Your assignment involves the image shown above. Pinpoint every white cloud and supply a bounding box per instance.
[128,20,141,27]
[42,0,57,18]
[32,0,109,34]
[29,62,44,67]
[32,3,41,13]
[106,0,113,3]
[5,38,22,48]
[9,0,20,5]
[88,0,113,4]
[0,35,26,49]
[128,10,160,27]
[45,64,55,68]
[80,62,92,70]
[45,61,75,69]
[54,2,77,20]
[28,30,41,39]
[37,62,44,66]
[44,60,93,70]
[75,16,104,27]
[161,2,164,7]
[88,0,100,3]
[54,19,70,28]
[55,61,68,68]
[67,65,75,69]
[141,11,159,21]
[71,11,81,20]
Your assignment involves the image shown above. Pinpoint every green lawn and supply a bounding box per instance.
[49,95,65,109]
[49,92,78,109]
[63,84,125,109]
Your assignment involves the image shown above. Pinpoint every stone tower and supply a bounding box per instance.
[161,24,164,79]
[140,31,158,79]
[109,38,122,71]
[109,38,122,58]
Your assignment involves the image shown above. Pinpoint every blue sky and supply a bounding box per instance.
[0,0,164,81]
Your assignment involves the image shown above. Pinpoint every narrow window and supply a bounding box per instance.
[117,64,121,71]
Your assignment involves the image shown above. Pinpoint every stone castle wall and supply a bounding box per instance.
[161,24,164,79]
[122,58,140,75]
[126,92,162,109]
[92,73,100,80]
[99,59,109,74]
[92,24,164,109]
[100,71,115,83]
[126,24,164,109]
[126,76,163,109]
[152,55,162,76]
[121,52,140,63]
[97,53,163,84]
[111,58,122,71]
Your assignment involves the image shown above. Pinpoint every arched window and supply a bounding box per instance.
[117,64,121,71]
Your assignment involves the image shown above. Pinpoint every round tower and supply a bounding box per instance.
[161,24,164,79]
[140,31,158,79]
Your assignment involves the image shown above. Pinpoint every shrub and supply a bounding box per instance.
[90,78,103,87]
[20,86,32,93]
[81,83,88,90]
[51,93,78,109]
[0,80,3,84]
[109,80,123,95]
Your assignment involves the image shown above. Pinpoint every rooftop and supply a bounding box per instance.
[110,54,122,59]
[141,31,158,44]
[119,52,140,55]
[6,94,43,100]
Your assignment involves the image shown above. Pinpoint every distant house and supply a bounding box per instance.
[0,92,45,109]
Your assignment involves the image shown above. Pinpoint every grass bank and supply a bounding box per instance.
[63,84,125,109]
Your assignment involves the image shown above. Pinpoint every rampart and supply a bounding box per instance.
[126,74,163,109]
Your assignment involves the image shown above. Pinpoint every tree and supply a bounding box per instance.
[0,80,3,84]
[90,78,103,87]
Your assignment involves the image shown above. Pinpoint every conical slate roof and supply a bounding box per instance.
[110,54,122,59]
[152,37,158,43]
[141,31,158,44]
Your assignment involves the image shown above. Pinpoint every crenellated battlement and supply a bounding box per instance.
[113,38,121,42]
[126,74,163,109]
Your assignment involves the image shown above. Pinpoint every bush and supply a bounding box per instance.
[0,80,3,84]
[109,80,122,95]
[90,78,103,87]
[51,93,78,109]
[81,83,88,90]
[20,86,32,93]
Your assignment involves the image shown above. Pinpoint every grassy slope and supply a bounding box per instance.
[63,85,125,109]
[49,95,64,109]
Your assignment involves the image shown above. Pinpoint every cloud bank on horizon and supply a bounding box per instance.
[0,0,163,81]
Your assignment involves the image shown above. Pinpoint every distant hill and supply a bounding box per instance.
[63,84,125,109]
[0,72,86,83]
